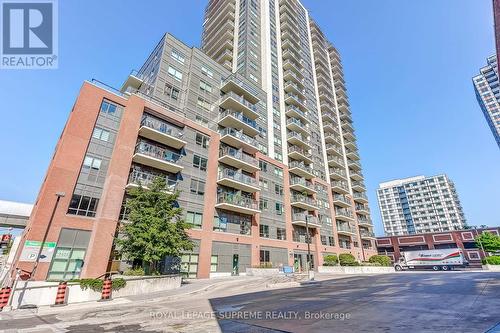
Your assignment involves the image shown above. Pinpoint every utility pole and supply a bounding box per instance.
[30,192,65,280]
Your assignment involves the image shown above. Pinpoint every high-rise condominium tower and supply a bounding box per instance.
[13,0,376,281]
[473,55,500,149]
[377,175,466,236]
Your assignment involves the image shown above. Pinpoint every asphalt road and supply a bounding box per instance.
[0,272,499,333]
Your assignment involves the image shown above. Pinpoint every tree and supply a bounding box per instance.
[475,232,500,253]
[116,177,193,274]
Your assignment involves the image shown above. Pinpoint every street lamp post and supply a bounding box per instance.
[305,215,311,279]
[30,192,65,280]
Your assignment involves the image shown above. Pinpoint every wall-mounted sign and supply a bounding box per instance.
[19,240,57,262]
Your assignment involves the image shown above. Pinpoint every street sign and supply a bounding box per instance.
[19,240,56,262]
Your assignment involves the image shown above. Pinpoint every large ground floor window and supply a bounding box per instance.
[47,228,91,280]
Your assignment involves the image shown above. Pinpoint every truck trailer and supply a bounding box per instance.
[394,248,469,271]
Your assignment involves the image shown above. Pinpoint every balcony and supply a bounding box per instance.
[351,180,366,191]
[344,140,357,150]
[357,216,373,227]
[220,74,260,104]
[343,130,355,141]
[353,192,368,203]
[329,167,347,181]
[218,147,259,172]
[285,105,309,123]
[360,230,376,240]
[284,93,307,111]
[287,131,311,149]
[121,69,144,93]
[336,223,356,236]
[219,127,259,153]
[288,145,313,164]
[322,110,337,124]
[126,168,178,193]
[335,208,354,222]
[345,148,359,160]
[139,115,186,149]
[217,168,260,193]
[331,180,349,194]
[290,177,316,195]
[341,120,354,133]
[282,59,303,77]
[323,121,339,135]
[333,194,351,208]
[355,203,370,214]
[348,159,361,170]
[292,213,321,228]
[132,141,183,173]
[219,91,259,120]
[291,195,317,211]
[215,193,260,215]
[325,143,343,157]
[283,70,304,88]
[328,155,345,168]
[284,81,306,99]
[286,117,308,135]
[349,169,363,181]
[218,110,259,136]
[289,161,315,179]
[324,133,342,145]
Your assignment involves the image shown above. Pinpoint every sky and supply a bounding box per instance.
[0,0,498,237]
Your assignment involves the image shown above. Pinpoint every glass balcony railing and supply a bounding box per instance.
[141,115,184,138]
[286,117,306,130]
[332,180,349,191]
[216,193,258,210]
[286,105,308,119]
[287,131,309,143]
[290,177,313,188]
[219,127,258,146]
[360,230,375,238]
[357,216,373,225]
[329,168,347,178]
[292,213,318,225]
[333,194,351,205]
[219,146,258,167]
[291,195,317,207]
[351,180,366,189]
[135,141,182,163]
[335,208,354,219]
[220,91,258,113]
[288,145,311,158]
[218,168,258,187]
[219,109,257,129]
[289,161,314,174]
[353,192,368,201]
[336,223,356,233]
[128,169,177,191]
[355,203,370,212]
[326,143,343,155]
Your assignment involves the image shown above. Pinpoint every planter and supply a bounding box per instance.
[245,268,280,276]
[112,274,182,298]
[483,264,500,272]
[318,266,395,274]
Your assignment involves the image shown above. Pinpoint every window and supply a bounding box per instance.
[213,216,227,232]
[193,154,208,171]
[47,229,91,280]
[190,178,205,195]
[274,167,283,178]
[168,66,183,81]
[210,255,218,272]
[180,253,198,278]
[259,225,269,238]
[195,133,209,148]
[277,227,286,240]
[83,156,102,170]
[201,65,214,78]
[171,49,185,64]
[199,80,212,93]
[100,101,117,114]
[259,198,268,210]
[186,211,203,228]
[92,127,110,142]
[275,202,283,215]
[274,184,283,196]
[259,160,268,172]
[163,83,180,100]
[67,194,99,217]
[197,97,211,111]
[260,250,270,263]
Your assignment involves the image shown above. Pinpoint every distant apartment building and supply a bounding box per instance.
[377,175,466,236]
[12,0,376,281]
[473,55,500,149]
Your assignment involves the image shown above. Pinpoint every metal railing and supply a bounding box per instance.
[292,213,318,224]
[290,177,313,188]
[128,169,178,191]
[216,193,258,210]
[219,91,258,113]
[333,194,351,205]
[289,161,314,174]
[219,127,258,146]
[218,168,258,187]
[291,195,317,207]
[219,147,258,167]
[141,114,184,139]
[219,109,257,129]
[335,208,354,219]
[135,141,182,163]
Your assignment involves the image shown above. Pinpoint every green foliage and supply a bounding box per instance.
[339,253,359,266]
[368,255,392,266]
[256,262,273,268]
[74,278,126,291]
[123,267,145,276]
[482,256,500,265]
[323,254,339,266]
[475,232,500,253]
[116,177,193,274]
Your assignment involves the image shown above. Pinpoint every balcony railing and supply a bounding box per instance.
[329,168,347,178]
[288,145,311,158]
[220,91,259,113]
[135,141,182,163]
[141,114,184,138]
[286,117,307,130]
[219,127,258,146]
[360,230,375,238]
[333,194,351,205]
[128,169,177,191]
[336,223,356,233]
[331,180,349,191]
[216,193,258,210]
[351,180,366,189]
[286,105,308,119]
[290,177,313,188]
[219,168,258,187]
[357,216,372,225]
[292,213,318,225]
[219,146,258,168]
[335,208,354,219]
[291,195,317,206]
[355,203,370,212]
[326,143,343,155]
[289,161,314,173]
[219,109,257,129]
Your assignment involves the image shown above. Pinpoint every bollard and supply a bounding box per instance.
[0,287,12,311]
[53,282,68,306]
[100,278,112,301]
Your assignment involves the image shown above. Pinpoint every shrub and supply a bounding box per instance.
[482,256,500,265]
[254,262,273,268]
[368,255,392,267]
[73,278,127,291]
[123,267,145,276]
[339,253,359,266]
[323,254,338,266]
